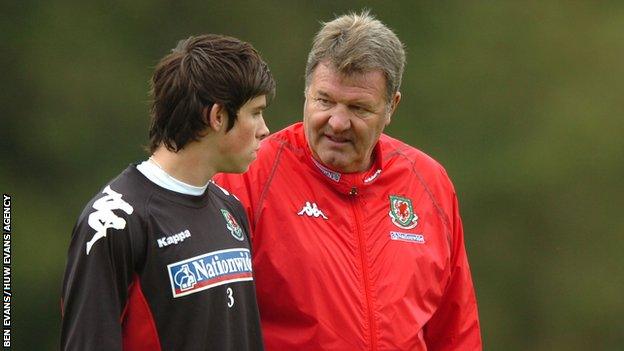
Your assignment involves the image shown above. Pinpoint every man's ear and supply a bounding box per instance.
[206,104,229,132]
[385,91,402,126]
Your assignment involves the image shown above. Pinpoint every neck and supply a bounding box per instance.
[150,145,216,187]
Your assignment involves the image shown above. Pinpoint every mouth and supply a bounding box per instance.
[323,133,351,145]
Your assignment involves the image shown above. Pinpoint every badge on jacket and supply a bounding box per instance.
[389,195,418,229]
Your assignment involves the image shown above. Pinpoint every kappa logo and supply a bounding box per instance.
[157,229,191,248]
[220,209,244,241]
[86,185,134,255]
[297,201,328,219]
[364,169,382,183]
[167,248,253,298]
[389,195,418,229]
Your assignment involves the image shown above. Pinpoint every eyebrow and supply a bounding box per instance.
[252,103,267,111]
[311,90,326,98]
[315,90,373,107]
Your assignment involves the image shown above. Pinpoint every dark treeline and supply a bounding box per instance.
[4,2,623,349]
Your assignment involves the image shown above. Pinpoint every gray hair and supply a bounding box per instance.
[305,10,406,102]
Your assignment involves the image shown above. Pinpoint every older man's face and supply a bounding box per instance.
[304,62,400,173]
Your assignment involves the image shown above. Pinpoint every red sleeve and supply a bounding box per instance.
[423,191,482,350]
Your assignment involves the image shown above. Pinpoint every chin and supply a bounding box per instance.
[234,166,249,174]
[220,164,248,174]
[324,156,364,173]
[319,152,344,165]
[319,158,345,172]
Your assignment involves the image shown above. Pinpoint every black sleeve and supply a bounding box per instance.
[61,186,143,350]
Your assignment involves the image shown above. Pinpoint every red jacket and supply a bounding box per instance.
[215,123,481,350]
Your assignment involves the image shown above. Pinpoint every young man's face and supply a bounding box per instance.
[303,62,399,173]
[218,95,269,173]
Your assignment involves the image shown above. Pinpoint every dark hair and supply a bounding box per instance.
[148,34,275,152]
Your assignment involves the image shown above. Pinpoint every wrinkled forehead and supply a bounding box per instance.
[308,62,386,98]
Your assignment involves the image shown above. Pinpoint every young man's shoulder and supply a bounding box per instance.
[68,164,152,257]
[208,181,245,207]
[77,165,151,220]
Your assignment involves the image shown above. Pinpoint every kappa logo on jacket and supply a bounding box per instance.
[297,201,328,219]
[86,185,134,255]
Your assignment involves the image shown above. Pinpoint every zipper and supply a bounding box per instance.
[349,186,376,350]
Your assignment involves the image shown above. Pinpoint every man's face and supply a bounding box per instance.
[218,95,269,173]
[303,62,400,173]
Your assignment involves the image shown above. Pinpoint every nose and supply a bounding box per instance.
[258,116,270,140]
[327,107,351,132]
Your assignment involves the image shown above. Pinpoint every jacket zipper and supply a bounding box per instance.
[350,186,377,350]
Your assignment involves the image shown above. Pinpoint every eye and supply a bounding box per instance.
[314,97,333,108]
[351,105,373,117]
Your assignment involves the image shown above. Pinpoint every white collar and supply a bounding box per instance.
[136,158,208,196]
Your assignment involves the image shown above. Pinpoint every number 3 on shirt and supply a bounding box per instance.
[226,287,234,308]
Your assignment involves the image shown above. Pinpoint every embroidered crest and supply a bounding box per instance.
[220,209,244,241]
[389,195,418,229]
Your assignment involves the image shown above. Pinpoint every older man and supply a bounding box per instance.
[215,12,482,351]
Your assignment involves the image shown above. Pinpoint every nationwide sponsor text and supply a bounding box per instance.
[167,248,253,298]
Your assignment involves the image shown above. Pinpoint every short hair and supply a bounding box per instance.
[305,11,405,102]
[148,34,275,153]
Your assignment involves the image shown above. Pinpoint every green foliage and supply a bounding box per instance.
[5,1,624,349]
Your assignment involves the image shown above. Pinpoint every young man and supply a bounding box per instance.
[61,34,275,351]
[215,12,482,350]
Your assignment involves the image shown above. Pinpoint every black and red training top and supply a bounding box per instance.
[61,165,263,351]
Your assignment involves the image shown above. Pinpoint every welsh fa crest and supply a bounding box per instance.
[389,195,418,229]
[220,209,244,241]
